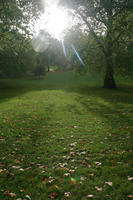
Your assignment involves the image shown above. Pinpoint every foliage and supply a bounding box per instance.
[0,31,36,78]
[60,0,133,88]
[33,52,46,78]
[0,0,43,78]
[33,31,68,72]
[64,28,105,75]
[0,0,43,35]
[34,65,46,78]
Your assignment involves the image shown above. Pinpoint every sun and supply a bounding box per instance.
[35,4,69,40]
[45,5,68,40]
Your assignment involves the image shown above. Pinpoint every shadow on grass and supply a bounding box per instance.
[65,83,133,126]
[0,73,133,131]
[0,73,133,179]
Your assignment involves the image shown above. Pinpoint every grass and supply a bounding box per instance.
[0,71,133,200]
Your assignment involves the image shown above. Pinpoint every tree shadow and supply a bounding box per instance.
[0,75,133,160]
[0,75,133,131]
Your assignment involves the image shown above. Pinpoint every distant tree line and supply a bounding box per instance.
[0,0,133,88]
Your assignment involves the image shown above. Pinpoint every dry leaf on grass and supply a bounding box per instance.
[64,192,71,197]
[87,194,94,198]
[95,186,103,191]
[105,182,113,186]
[128,176,133,181]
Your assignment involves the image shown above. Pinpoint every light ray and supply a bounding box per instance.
[71,44,85,66]
[61,40,67,57]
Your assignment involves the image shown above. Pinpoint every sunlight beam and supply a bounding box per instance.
[61,40,67,57]
[71,44,85,66]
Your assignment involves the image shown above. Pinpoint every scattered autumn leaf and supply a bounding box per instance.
[54,185,59,189]
[88,173,94,177]
[26,194,31,200]
[8,193,16,197]
[95,161,102,166]
[71,177,77,185]
[87,194,94,198]
[84,163,91,168]
[95,186,102,191]
[48,191,58,199]
[105,182,113,186]
[64,173,70,176]
[69,142,77,147]
[101,148,105,152]
[128,176,133,181]
[128,195,133,198]
[64,192,71,197]
[69,152,75,156]
[0,169,3,173]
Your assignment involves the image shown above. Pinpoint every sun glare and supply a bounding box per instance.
[46,6,68,39]
[35,3,69,40]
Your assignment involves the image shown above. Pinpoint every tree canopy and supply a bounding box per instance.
[0,0,43,77]
[59,0,133,88]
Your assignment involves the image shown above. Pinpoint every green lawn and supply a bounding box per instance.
[0,72,133,200]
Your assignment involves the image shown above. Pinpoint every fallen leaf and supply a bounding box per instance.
[48,192,58,199]
[8,193,16,197]
[54,185,59,189]
[20,189,24,192]
[95,161,102,166]
[80,176,86,181]
[88,173,94,177]
[95,186,102,191]
[128,176,133,181]
[72,126,77,128]
[69,169,75,173]
[64,173,70,176]
[84,163,91,168]
[71,177,77,185]
[105,182,113,186]
[101,148,105,152]
[128,195,133,198]
[7,171,14,176]
[69,152,75,156]
[26,194,31,200]
[87,194,94,198]
[0,169,3,173]
[69,142,77,147]
[64,192,71,197]
[69,135,73,138]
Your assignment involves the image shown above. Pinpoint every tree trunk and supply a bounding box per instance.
[104,24,117,89]
[104,56,116,89]
[47,64,50,72]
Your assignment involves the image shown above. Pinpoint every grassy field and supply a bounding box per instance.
[0,71,133,200]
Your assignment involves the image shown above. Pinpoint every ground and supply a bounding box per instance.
[0,72,133,200]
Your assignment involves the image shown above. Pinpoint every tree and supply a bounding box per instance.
[60,0,133,88]
[64,27,103,75]
[0,31,36,77]
[0,0,43,77]
[34,65,46,78]
[113,11,133,76]
[0,0,43,34]
[32,30,68,72]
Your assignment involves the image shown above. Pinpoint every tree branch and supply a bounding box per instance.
[77,9,106,56]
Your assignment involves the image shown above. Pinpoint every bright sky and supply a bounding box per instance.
[34,0,71,40]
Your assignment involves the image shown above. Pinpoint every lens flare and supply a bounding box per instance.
[31,31,50,52]
[61,40,67,57]
[71,44,85,66]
